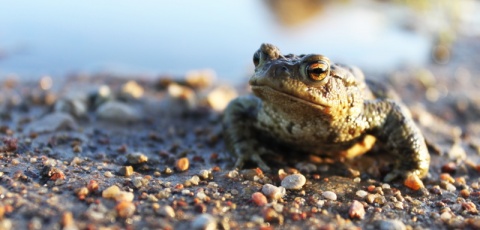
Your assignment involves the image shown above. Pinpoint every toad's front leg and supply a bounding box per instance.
[364,99,430,182]
[222,96,273,171]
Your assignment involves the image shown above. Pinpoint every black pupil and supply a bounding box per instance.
[310,67,325,75]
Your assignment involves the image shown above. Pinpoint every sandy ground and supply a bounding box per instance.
[1,37,480,230]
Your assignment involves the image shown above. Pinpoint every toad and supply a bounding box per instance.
[223,43,430,181]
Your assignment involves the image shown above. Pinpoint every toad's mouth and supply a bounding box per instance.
[250,85,331,109]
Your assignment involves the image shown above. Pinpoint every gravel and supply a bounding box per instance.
[2,38,480,229]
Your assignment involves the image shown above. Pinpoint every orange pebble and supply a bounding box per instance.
[252,192,268,206]
[404,173,424,191]
[176,157,189,171]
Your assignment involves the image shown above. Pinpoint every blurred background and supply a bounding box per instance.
[0,0,478,83]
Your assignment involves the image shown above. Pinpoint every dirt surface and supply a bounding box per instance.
[1,37,480,230]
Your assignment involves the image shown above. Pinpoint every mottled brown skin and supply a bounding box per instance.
[223,43,430,181]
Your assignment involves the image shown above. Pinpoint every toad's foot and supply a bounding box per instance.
[232,141,272,172]
[223,96,273,172]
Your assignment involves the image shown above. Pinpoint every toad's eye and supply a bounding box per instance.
[306,61,330,81]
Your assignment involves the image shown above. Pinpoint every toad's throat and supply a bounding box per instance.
[250,85,331,109]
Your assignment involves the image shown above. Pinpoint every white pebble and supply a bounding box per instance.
[157,205,175,218]
[25,112,77,133]
[227,170,239,178]
[96,101,140,123]
[198,169,210,180]
[281,174,306,190]
[189,176,200,185]
[322,191,337,201]
[104,171,114,178]
[316,200,325,208]
[191,213,217,230]
[196,191,207,200]
[445,183,456,192]
[262,184,286,200]
[440,211,452,221]
[356,190,368,198]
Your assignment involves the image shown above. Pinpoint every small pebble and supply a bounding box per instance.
[96,101,140,123]
[462,201,478,214]
[198,169,210,179]
[11,159,20,166]
[176,157,190,171]
[281,174,306,190]
[119,166,134,177]
[322,191,337,201]
[278,169,288,180]
[440,211,452,221]
[262,184,286,200]
[263,208,284,224]
[441,162,457,173]
[104,171,114,178]
[316,200,325,208]
[471,182,479,189]
[348,200,365,219]
[394,201,404,210]
[126,152,148,164]
[375,195,387,205]
[460,189,470,198]
[356,190,368,198]
[72,145,82,153]
[61,212,75,228]
[373,219,406,230]
[116,201,136,218]
[54,94,88,118]
[404,173,424,191]
[132,177,144,188]
[194,203,207,213]
[164,83,196,113]
[24,112,78,133]
[43,167,65,181]
[206,85,237,112]
[252,192,268,206]
[226,170,239,179]
[147,194,158,202]
[189,175,201,185]
[102,185,121,199]
[196,191,207,201]
[444,182,456,192]
[164,167,173,174]
[440,173,455,183]
[366,194,376,204]
[157,205,175,218]
[114,191,134,203]
[191,213,217,230]
[76,187,89,199]
[70,157,83,165]
[121,80,144,99]
[185,69,215,88]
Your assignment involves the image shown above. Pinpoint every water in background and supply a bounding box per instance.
[0,0,478,83]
